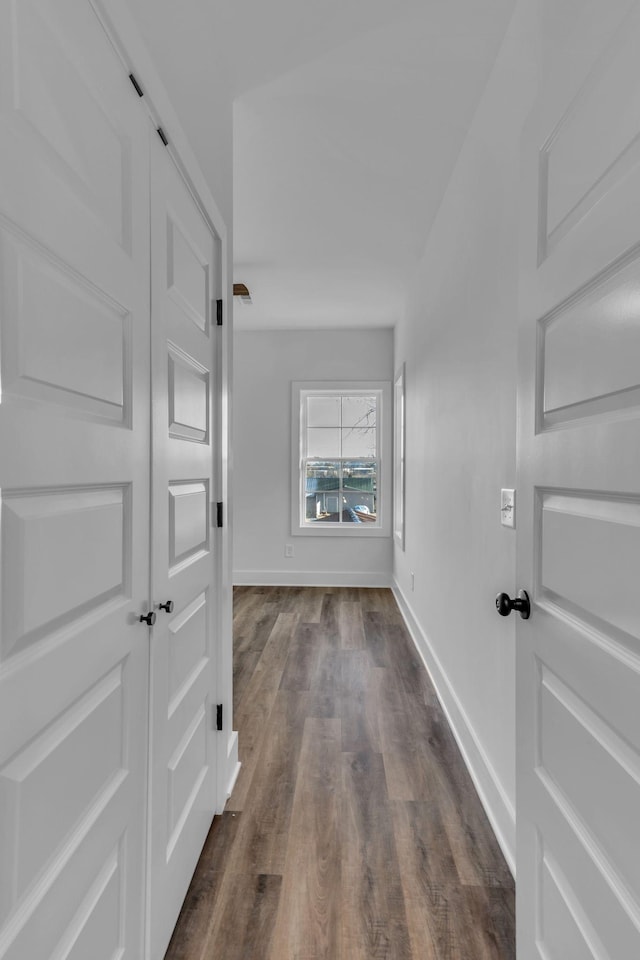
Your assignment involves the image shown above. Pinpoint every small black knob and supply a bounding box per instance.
[139,611,157,626]
[495,590,530,620]
[159,601,174,613]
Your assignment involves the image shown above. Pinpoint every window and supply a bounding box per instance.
[292,381,391,537]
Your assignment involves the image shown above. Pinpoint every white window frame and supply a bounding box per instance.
[393,363,406,549]
[291,380,392,538]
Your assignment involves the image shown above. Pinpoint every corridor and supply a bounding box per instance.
[165,586,515,959]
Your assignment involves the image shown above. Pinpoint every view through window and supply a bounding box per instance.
[302,392,379,526]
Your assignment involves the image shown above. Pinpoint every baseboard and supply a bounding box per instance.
[392,579,516,877]
[233,570,392,588]
[219,730,240,812]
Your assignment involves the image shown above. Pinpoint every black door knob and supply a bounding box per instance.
[159,601,174,613]
[139,611,157,626]
[495,590,530,620]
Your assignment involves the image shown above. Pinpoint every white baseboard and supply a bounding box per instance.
[233,570,392,588]
[219,730,240,812]
[392,579,516,877]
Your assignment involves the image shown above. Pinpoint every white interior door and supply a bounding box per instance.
[0,1,151,957]
[148,132,219,960]
[517,2,640,956]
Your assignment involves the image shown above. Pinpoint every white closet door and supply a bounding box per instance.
[0,1,150,958]
[148,132,219,960]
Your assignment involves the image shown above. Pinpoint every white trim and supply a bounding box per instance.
[222,732,240,807]
[392,578,516,877]
[234,570,392,588]
[393,363,406,550]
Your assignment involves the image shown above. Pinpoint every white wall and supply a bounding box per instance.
[393,0,538,873]
[233,328,394,585]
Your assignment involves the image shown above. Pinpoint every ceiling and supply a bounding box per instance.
[124,0,517,330]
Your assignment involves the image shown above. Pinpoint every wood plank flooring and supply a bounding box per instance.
[164,586,515,960]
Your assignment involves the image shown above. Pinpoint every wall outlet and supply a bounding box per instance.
[501,488,516,528]
[285,544,294,558]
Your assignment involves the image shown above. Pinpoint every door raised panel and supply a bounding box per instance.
[164,592,211,867]
[534,794,640,960]
[539,254,640,429]
[167,217,209,332]
[539,491,640,643]
[51,845,123,960]
[539,854,587,957]
[168,345,209,443]
[0,0,132,253]
[0,664,126,912]
[0,227,131,423]
[1,833,128,960]
[538,667,640,901]
[540,4,640,261]
[168,481,209,572]
[536,842,617,960]
[168,592,208,718]
[166,705,208,861]
[1,486,130,661]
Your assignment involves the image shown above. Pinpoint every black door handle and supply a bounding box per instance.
[159,601,174,613]
[496,590,530,620]
[139,611,157,626]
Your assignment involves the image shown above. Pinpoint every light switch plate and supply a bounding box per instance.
[501,488,516,528]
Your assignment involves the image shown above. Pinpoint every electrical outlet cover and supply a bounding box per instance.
[501,488,516,528]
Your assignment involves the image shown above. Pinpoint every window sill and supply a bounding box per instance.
[292,523,390,538]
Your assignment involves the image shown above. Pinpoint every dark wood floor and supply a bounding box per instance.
[164,586,515,960]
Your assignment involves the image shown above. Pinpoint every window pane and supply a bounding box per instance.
[341,426,376,457]
[307,395,341,426]
[342,395,376,428]
[307,427,341,457]
[305,461,340,522]
[305,460,340,485]
[343,460,377,518]
[342,460,376,490]
[305,491,342,521]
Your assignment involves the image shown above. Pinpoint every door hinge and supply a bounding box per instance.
[216,704,223,731]
[216,299,223,326]
[129,73,144,97]
[216,502,223,528]
[157,126,169,147]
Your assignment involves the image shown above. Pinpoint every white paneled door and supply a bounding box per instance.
[517,2,640,957]
[147,135,219,960]
[0,0,150,958]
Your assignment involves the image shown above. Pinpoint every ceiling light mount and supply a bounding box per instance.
[233,283,252,304]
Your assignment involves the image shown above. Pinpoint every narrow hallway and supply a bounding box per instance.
[165,587,515,959]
